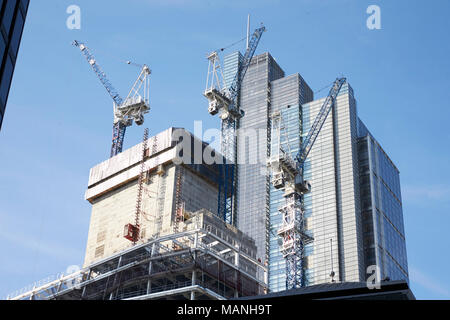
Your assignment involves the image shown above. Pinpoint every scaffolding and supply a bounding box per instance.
[8,212,266,301]
[173,166,185,236]
[124,128,149,244]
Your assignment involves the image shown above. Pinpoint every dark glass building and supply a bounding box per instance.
[0,0,29,130]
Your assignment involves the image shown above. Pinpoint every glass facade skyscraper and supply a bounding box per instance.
[0,0,29,130]
[296,83,367,290]
[357,120,409,282]
[224,53,285,274]
[225,50,409,292]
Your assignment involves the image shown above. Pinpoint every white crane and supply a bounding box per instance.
[73,40,151,157]
[268,78,347,289]
[203,25,266,224]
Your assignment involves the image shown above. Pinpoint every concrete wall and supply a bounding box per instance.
[83,164,177,266]
[83,128,222,266]
[180,166,218,216]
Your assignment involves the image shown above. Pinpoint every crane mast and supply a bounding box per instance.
[204,25,266,224]
[73,40,151,157]
[268,77,346,290]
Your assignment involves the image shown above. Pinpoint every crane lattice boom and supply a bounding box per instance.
[296,78,346,168]
[73,40,151,157]
[226,25,266,115]
[73,40,123,106]
[268,77,346,290]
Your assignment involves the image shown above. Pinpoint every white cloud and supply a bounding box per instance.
[409,266,450,299]
[402,185,450,202]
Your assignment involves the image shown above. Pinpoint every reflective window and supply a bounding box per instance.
[0,33,5,65]
[20,0,29,11]
[10,6,23,57]
[358,132,408,283]
[2,0,16,35]
[0,54,13,105]
[0,0,28,131]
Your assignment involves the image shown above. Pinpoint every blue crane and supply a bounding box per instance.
[73,40,151,158]
[295,77,347,173]
[225,25,266,118]
[204,25,266,225]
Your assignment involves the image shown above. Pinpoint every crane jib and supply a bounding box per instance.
[296,77,346,167]
[73,40,151,158]
[227,26,266,112]
[207,25,266,225]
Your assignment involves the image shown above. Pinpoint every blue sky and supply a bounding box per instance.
[0,0,449,299]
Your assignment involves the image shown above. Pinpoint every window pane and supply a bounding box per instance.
[10,7,23,58]
[0,32,5,64]
[20,0,29,12]
[2,0,16,36]
[0,54,13,105]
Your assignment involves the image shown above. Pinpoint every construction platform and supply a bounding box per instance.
[7,210,267,300]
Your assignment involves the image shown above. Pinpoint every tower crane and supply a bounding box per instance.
[204,25,266,224]
[73,40,151,157]
[268,77,346,290]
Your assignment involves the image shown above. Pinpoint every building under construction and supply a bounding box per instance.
[83,127,224,266]
[8,128,266,300]
[7,22,410,300]
[9,211,265,300]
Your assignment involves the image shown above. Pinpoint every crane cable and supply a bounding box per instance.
[217,36,247,52]
[314,81,334,95]
[314,76,345,95]
[77,42,145,69]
